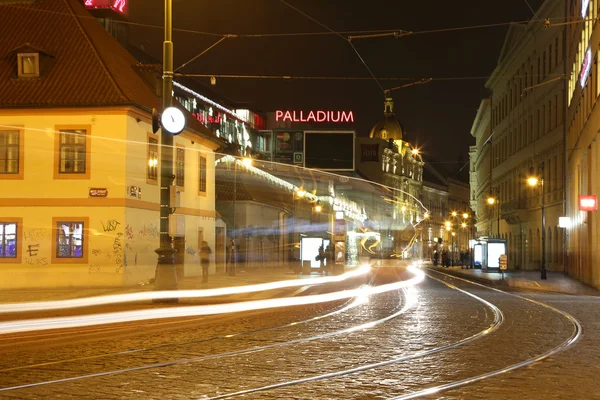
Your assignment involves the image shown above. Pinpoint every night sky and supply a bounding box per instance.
[127,0,545,168]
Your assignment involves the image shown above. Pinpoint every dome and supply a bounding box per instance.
[368,97,404,141]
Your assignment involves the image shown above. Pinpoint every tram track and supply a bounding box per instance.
[203,267,580,399]
[0,285,412,392]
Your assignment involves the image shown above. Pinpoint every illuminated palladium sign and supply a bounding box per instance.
[275,110,354,123]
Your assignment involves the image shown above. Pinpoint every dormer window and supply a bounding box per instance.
[18,53,39,78]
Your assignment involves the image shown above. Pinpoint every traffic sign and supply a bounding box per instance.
[499,254,508,270]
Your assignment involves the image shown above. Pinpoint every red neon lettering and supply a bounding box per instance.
[85,0,93,5]
[276,110,354,123]
[113,0,126,12]
[340,111,354,123]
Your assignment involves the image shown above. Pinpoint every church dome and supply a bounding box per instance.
[369,96,404,141]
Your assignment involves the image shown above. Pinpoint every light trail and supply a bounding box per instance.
[207,270,504,399]
[388,269,583,399]
[0,291,366,373]
[0,284,414,391]
[0,265,371,314]
[0,267,425,335]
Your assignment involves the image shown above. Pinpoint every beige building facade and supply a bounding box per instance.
[565,0,600,288]
[470,0,566,271]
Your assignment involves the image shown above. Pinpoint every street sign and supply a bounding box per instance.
[499,254,508,270]
[579,195,597,211]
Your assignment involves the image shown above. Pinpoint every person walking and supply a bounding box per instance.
[318,245,325,275]
[200,241,212,283]
[325,243,334,275]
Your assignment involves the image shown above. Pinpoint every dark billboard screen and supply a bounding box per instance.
[304,131,355,171]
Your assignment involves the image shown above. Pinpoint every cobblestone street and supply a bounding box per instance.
[0,268,597,399]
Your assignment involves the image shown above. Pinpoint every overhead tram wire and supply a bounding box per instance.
[3,2,595,38]
[174,35,232,72]
[278,0,386,95]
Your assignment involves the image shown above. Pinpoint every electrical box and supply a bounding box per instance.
[170,185,181,208]
[168,214,185,237]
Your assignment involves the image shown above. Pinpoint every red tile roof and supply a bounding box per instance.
[0,0,221,144]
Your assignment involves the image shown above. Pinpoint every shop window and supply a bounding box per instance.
[198,154,207,194]
[0,219,21,263]
[147,135,158,184]
[176,146,185,189]
[54,125,91,179]
[52,218,88,264]
[0,128,23,179]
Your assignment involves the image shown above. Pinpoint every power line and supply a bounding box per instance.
[279,0,385,95]
[174,36,231,72]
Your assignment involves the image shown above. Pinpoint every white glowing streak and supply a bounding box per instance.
[0,267,425,335]
[0,266,371,314]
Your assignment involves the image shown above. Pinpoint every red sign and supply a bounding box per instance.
[579,195,597,211]
[275,110,354,123]
[192,112,222,125]
[84,0,128,15]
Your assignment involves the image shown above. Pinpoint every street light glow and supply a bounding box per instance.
[242,157,253,167]
[297,188,305,197]
[461,222,467,228]
[527,176,539,186]
[487,197,496,205]
[411,148,419,156]
[424,212,429,219]
[314,203,322,212]
[462,212,469,219]
[451,211,457,217]
[445,221,451,228]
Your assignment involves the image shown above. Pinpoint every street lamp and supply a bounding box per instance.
[486,188,500,237]
[528,164,547,280]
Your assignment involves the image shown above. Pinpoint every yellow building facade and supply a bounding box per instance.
[0,107,219,288]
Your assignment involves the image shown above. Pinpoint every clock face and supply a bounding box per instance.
[161,107,186,135]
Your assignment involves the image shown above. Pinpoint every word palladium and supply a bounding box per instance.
[275,110,354,123]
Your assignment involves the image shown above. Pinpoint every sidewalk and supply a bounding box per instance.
[425,262,599,296]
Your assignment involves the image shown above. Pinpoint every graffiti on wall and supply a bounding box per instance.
[101,219,121,232]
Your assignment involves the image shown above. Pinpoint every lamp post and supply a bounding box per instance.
[486,189,500,237]
[528,164,547,280]
[154,0,177,293]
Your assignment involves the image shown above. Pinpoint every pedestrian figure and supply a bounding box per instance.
[229,239,237,276]
[325,244,334,275]
[433,250,439,266]
[318,245,326,275]
[200,241,211,283]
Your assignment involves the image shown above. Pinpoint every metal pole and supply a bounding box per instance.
[541,169,547,279]
[230,160,237,276]
[154,0,177,293]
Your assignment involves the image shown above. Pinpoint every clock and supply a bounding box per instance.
[161,107,186,135]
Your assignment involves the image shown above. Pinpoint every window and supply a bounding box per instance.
[0,221,19,261]
[198,154,207,194]
[175,146,185,188]
[17,53,39,78]
[147,135,158,184]
[0,129,23,178]
[54,126,91,179]
[52,217,88,264]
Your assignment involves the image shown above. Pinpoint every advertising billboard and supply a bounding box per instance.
[304,131,355,171]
